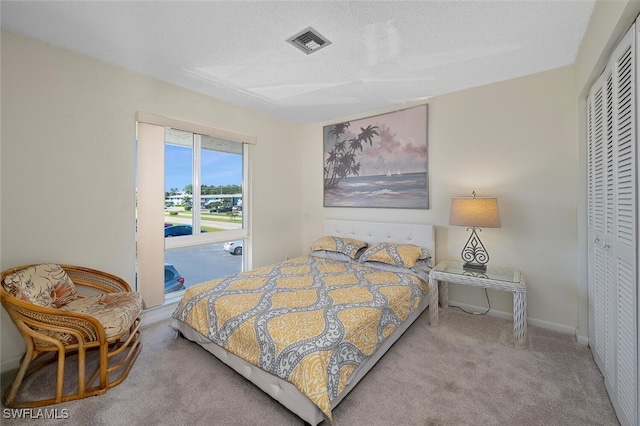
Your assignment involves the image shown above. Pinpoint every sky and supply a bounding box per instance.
[165,144,242,192]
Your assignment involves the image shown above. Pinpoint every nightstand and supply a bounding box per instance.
[430,260,527,348]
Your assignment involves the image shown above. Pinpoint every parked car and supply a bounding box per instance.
[223,241,243,255]
[210,207,232,213]
[164,263,185,293]
[164,225,207,237]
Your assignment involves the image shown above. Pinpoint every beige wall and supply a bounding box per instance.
[302,66,579,331]
[300,0,640,342]
[0,30,303,369]
[2,0,639,371]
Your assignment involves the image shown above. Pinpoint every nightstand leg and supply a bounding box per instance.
[439,281,449,308]
[513,291,527,348]
[428,275,439,326]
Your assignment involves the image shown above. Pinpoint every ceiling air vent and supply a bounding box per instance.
[287,27,332,55]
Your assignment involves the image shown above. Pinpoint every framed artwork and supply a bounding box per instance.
[323,104,428,209]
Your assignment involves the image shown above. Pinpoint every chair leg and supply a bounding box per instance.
[84,343,110,391]
[77,344,86,397]
[4,318,141,406]
[4,340,36,407]
[106,334,142,389]
[100,342,109,389]
[54,343,66,404]
[86,323,141,391]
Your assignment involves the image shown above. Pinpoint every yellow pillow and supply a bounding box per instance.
[310,236,368,260]
[359,242,425,269]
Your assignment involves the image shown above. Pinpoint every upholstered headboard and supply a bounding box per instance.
[323,219,435,262]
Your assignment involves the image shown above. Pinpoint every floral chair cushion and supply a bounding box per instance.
[35,292,143,347]
[2,263,78,308]
[61,292,143,339]
[36,292,142,346]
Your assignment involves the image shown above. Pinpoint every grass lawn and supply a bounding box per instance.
[164,211,240,233]
[202,226,225,232]
[165,211,241,224]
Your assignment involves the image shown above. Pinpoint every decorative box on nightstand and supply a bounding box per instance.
[429,260,527,348]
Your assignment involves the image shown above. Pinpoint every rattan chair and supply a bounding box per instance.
[0,264,142,408]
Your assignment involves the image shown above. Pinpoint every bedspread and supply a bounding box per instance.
[172,255,429,420]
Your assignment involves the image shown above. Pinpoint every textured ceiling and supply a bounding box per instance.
[1,1,596,125]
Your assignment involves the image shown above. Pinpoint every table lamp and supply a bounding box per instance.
[449,191,501,271]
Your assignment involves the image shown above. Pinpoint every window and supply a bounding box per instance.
[163,129,245,295]
[136,113,254,308]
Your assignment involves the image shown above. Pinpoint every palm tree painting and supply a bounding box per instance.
[323,104,428,208]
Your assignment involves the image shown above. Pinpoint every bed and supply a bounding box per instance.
[170,219,437,424]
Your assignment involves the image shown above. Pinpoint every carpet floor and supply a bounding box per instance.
[1,307,619,425]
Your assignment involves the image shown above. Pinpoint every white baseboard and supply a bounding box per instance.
[1,355,21,373]
[150,299,589,344]
[447,300,586,344]
[576,334,589,345]
[140,300,179,327]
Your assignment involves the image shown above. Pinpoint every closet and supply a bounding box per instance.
[586,18,638,426]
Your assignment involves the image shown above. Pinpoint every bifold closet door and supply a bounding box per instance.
[587,21,637,426]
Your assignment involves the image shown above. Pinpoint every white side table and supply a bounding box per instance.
[429,261,527,348]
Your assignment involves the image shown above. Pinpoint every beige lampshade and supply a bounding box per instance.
[449,197,501,228]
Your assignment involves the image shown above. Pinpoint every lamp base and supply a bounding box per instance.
[463,262,487,272]
[460,227,490,273]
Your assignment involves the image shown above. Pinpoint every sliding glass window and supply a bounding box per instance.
[163,129,245,295]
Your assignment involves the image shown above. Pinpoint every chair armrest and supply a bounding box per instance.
[1,292,106,344]
[63,265,132,293]
[1,264,134,345]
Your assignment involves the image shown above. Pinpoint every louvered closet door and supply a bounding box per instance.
[612,24,637,426]
[587,73,611,381]
[588,67,619,404]
[587,22,637,426]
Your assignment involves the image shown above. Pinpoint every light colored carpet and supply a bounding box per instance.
[1,308,619,425]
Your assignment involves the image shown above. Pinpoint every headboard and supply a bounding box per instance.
[323,219,435,262]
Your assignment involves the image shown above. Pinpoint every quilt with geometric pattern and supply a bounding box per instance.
[172,255,429,420]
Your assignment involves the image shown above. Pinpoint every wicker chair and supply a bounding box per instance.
[0,264,142,408]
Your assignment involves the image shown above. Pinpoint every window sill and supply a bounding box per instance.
[140,299,180,327]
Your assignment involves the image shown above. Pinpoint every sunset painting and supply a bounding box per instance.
[323,104,428,209]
